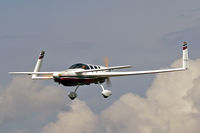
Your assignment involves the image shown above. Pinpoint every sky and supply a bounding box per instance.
[0,0,200,133]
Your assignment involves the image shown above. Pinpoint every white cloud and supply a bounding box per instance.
[0,77,66,125]
[100,59,200,133]
[42,100,97,133]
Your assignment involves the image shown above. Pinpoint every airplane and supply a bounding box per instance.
[9,42,189,100]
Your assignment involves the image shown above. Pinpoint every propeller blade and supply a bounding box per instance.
[104,57,111,87]
[106,77,112,87]
[104,56,109,67]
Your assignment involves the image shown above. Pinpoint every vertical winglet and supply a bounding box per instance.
[182,42,189,70]
[32,51,45,79]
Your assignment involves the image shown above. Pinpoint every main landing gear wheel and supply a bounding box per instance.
[102,90,112,98]
[68,91,78,100]
[68,85,79,100]
[98,82,112,98]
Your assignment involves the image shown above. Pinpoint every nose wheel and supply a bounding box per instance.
[68,85,79,100]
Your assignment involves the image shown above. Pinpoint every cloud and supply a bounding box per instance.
[0,77,97,133]
[100,59,200,133]
[42,100,97,133]
[0,77,66,130]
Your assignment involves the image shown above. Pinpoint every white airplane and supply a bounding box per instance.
[9,42,189,100]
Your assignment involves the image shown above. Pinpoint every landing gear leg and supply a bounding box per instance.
[68,85,79,100]
[98,82,112,98]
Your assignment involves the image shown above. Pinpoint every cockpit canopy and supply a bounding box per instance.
[69,63,90,70]
[68,63,101,70]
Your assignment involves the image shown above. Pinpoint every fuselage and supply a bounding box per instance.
[54,63,106,86]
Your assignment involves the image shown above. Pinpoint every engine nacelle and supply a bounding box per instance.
[102,90,112,98]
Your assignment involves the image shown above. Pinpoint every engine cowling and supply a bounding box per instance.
[102,90,112,98]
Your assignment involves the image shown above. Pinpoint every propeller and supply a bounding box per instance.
[104,56,112,87]
[104,56,109,67]
[106,77,112,87]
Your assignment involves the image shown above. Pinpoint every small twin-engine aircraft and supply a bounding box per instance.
[9,42,189,100]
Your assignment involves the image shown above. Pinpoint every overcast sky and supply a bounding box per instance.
[0,0,200,133]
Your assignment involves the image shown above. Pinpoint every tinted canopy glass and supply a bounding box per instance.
[69,63,89,70]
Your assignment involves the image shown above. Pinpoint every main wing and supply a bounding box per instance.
[79,68,185,77]
[78,42,189,77]
[8,72,55,79]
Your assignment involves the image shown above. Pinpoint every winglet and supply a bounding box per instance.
[32,51,45,79]
[182,42,189,70]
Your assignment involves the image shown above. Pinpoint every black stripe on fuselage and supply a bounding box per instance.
[55,76,105,86]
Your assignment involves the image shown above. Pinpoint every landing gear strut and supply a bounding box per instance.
[98,83,112,98]
[68,85,79,100]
